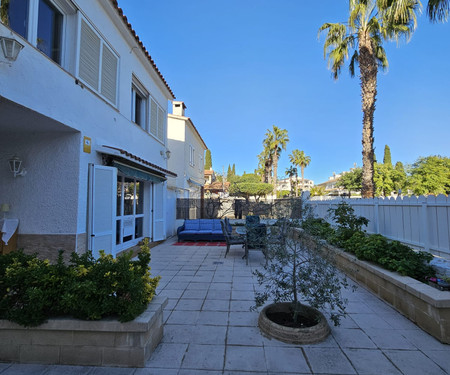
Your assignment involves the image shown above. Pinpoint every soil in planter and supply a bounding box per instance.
[266,311,318,328]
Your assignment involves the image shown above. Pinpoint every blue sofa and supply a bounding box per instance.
[177,219,230,242]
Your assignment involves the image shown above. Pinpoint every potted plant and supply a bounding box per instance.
[253,222,353,344]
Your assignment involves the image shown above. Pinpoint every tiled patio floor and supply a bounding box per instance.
[1,238,449,374]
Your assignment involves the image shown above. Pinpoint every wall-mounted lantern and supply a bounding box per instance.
[0,36,24,61]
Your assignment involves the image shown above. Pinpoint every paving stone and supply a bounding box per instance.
[1,364,49,375]
[198,311,229,325]
[166,310,200,325]
[90,367,135,374]
[202,299,229,311]
[349,313,393,330]
[303,347,356,374]
[42,365,95,375]
[191,325,227,345]
[364,328,417,349]
[398,328,450,350]
[422,350,450,373]
[181,344,225,370]
[332,328,377,349]
[181,289,208,299]
[264,346,310,373]
[229,300,254,312]
[135,368,178,374]
[187,282,210,290]
[383,349,448,375]
[224,345,266,372]
[344,349,401,375]
[209,282,232,291]
[162,324,193,343]
[227,326,264,346]
[228,311,259,326]
[231,290,254,301]
[206,289,231,300]
[145,343,188,369]
[175,299,204,311]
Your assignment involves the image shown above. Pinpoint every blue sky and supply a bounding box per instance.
[118,0,449,184]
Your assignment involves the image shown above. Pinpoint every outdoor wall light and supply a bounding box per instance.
[1,203,9,219]
[160,150,171,160]
[0,36,24,61]
[8,156,27,177]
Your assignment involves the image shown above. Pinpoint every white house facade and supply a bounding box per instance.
[166,101,207,236]
[0,0,176,260]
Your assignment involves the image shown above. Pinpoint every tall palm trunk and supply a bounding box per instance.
[358,31,377,199]
[273,151,279,192]
[301,165,305,195]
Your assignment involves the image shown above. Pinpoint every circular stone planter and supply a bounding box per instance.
[258,302,330,345]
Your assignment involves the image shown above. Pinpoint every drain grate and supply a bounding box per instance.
[213,261,224,265]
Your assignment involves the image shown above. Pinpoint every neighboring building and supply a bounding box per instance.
[316,170,357,196]
[277,177,314,194]
[204,168,216,185]
[0,0,177,260]
[166,101,207,236]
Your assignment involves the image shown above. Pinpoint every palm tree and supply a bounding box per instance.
[380,0,448,22]
[263,125,289,191]
[289,150,311,197]
[427,0,449,21]
[285,166,298,196]
[319,0,420,198]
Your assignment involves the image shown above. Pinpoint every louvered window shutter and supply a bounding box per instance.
[157,107,165,141]
[79,20,100,90]
[101,45,118,104]
[150,99,158,137]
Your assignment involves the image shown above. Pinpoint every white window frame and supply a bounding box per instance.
[131,77,148,130]
[115,175,145,251]
[76,14,119,106]
[4,0,74,66]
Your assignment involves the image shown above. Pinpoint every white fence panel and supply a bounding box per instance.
[308,194,450,258]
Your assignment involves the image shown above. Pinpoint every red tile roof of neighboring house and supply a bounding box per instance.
[110,0,175,99]
[102,145,177,177]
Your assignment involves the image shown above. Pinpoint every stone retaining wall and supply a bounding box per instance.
[297,230,450,344]
[0,296,167,367]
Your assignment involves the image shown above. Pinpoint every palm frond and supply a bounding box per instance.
[427,0,449,22]
[349,50,359,77]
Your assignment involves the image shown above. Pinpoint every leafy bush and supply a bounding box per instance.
[302,203,435,282]
[0,239,160,326]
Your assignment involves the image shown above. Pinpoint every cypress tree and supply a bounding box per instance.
[383,145,392,167]
[204,149,212,170]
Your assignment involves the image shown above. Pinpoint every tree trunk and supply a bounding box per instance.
[301,165,305,195]
[358,31,377,199]
[273,151,278,193]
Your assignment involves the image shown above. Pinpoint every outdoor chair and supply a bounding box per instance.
[245,215,267,249]
[221,220,248,265]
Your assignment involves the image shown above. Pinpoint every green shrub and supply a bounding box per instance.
[301,203,435,282]
[0,239,160,326]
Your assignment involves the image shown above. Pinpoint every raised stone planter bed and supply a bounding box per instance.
[297,230,450,344]
[0,296,167,367]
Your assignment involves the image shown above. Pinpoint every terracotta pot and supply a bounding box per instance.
[258,302,330,344]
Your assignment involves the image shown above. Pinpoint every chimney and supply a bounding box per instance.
[172,101,186,116]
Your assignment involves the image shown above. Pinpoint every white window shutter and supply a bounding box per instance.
[150,99,158,137]
[101,45,118,104]
[157,107,165,141]
[79,20,100,90]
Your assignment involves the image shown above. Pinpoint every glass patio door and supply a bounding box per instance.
[116,175,144,250]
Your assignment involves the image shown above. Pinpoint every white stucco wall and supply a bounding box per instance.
[0,0,174,239]
[0,131,80,234]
